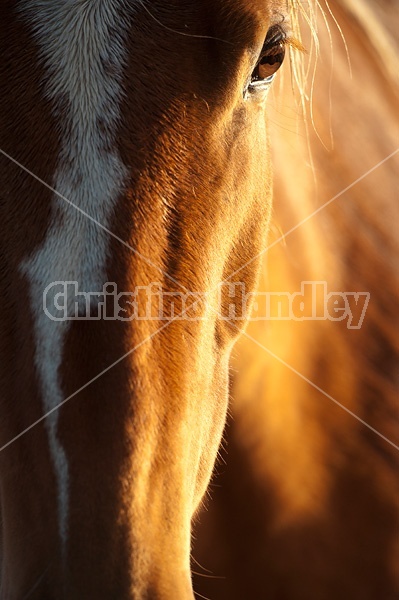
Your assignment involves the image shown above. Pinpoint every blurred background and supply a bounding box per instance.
[192,1,399,598]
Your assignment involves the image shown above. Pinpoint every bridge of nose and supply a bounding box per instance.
[0,0,283,598]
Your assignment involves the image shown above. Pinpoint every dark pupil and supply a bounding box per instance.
[257,43,285,80]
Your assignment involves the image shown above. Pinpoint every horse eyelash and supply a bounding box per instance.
[284,36,307,53]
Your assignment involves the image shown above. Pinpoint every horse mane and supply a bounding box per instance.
[337,0,399,86]
[288,0,399,124]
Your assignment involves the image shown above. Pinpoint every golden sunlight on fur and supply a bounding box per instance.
[1,0,397,597]
[193,0,399,598]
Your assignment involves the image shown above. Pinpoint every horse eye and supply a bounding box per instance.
[250,25,286,88]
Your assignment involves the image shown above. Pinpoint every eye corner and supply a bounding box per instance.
[245,73,275,97]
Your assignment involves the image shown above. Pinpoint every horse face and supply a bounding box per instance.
[0,0,288,597]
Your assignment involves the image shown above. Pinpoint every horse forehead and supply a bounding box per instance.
[185,0,287,16]
[126,0,289,70]
[137,0,288,34]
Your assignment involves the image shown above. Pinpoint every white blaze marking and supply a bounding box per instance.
[20,1,131,551]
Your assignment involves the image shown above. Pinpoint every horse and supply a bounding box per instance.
[0,0,309,598]
[193,0,399,598]
[1,0,398,598]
